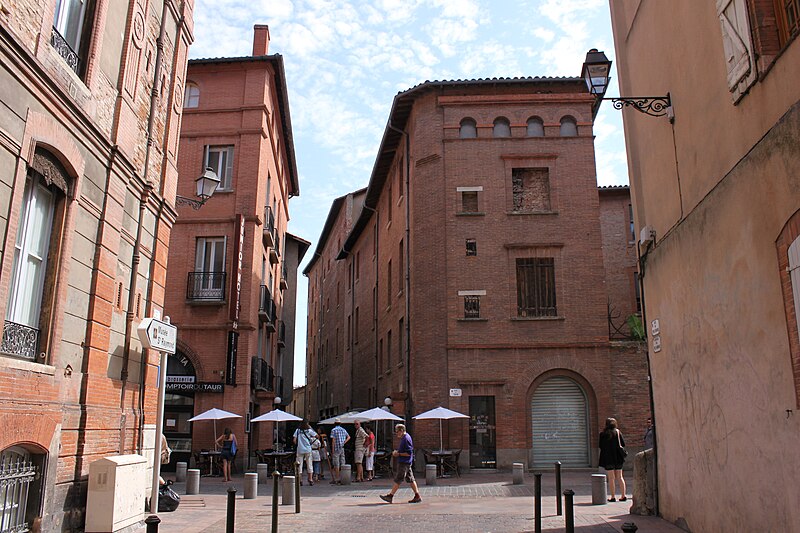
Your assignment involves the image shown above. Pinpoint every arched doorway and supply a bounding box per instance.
[530,376,590,467]
[163,351,196,471]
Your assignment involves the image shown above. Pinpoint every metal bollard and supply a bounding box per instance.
[512,462,524,485]
[564,489,575,533]
[621,523,638,533]
[244,473,258,499]
[175,462,187,482]
[272,470,280,533]
[295,463,301,513]
[145,515,160,533]
[534,473,542,533]
[226,486,236,533]
[555,461,562,516]
[186,468,200,495]
[258,463,270,484]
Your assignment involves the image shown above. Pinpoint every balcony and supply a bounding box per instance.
[269,233,280,265]
[279,263,288,291]
[258,285,277,330]
[1,321,39,361]
[277,321,286,347]
[51,26,80,75]
[263,206,275,248]
[187,272,226,301]
[251,357,274,392]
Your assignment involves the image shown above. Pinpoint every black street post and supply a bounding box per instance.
[555,461,562,515]
[534,472,542,533]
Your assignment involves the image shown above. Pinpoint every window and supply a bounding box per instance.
[387,260,392,305]
[464,296,481,319]
[354,307,359,341]
[387,182,393,223]
[387,330,392,367]
[466,239,477,256]
[0,446,46,532]
[379,338,384,373]
[516,258,557,317]
[184,83,200,108]
[559,116,577,137]
[52,0,94,76]
[512,168,551,212]
[190,237,226,300]
[777,0,800,45]
[398,318,404,363]
[398,239,404,295]
[458,187,482,213]
[356,251,361,280]
[493,117,511,138]
[204,145,234,190]
[459,118,477,138]
[3,150,70,363]
[527,117,545,137]
[628,204,635,242]
[716,0,757,100]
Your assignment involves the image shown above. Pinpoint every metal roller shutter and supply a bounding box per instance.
[531,377,589,467]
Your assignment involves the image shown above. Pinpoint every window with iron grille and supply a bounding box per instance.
[0,446,44,532]
[516,258,557,317]
[464,296,481,319]
[466,239,477,256]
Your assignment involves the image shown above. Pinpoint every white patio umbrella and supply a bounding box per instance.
[187,408,242,446]
[356,407,404,452]
[251,409,303,449]
[413,406,469,451]
[318,410,363,425]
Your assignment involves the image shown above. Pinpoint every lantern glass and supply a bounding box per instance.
[582,49,612,95]
[195,167,220,200]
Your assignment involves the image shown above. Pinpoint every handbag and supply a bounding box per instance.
[230,438,238,456]
[616,430,628,459]
[158,481,181,513]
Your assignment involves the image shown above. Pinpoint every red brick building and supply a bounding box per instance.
[163,26,304,469]
[0,0,193,529]
[304,78,649,470]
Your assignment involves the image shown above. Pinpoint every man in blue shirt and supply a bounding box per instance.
[380,424,422,504]
[329,418,350,485]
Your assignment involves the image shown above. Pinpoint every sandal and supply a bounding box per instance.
[620,496,627,501]
[608,497,616,502]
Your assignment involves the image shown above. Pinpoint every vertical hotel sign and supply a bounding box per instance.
[230,214,245,329]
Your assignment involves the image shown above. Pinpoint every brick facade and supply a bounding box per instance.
[162,26,304,469]
[0,0,192,529]
[304,78,650,470]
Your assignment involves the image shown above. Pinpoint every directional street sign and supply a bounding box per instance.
[137,317,177,354]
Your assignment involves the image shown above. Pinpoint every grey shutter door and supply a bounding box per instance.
[531,377,589,467]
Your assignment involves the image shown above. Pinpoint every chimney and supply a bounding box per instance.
[252,24,270,56]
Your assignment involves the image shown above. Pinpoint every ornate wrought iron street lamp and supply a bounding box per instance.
[175,167,220,210]
[582,49,673,122]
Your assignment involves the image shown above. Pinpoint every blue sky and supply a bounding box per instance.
[189,0,629,387]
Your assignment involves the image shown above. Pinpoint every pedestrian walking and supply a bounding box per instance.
[598,417,627,502]
[380,424,422,504]
[293,419,316,485]
[329,418,350,485]
[364,424,375,481]
[354,420,368,482]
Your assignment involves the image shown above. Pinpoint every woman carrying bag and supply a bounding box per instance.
[598,417,627,502]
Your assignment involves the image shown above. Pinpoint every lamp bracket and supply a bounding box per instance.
[603,95,672,119]
[175,195,205,210]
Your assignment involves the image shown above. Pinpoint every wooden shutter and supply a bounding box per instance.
[717,0,757,100]
[789,237,800,347]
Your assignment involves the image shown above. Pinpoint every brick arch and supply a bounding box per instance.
[175,339,204,379]
[0,413,58,453]
[776,208,800,408]
[523,365,601,450]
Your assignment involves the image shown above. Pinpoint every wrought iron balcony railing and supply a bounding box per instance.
[186,271,227,301]
[1,321,40,361]
[280,263,288,291]
[277,320,286,346]
[263,206,275,248]
[258,285,276,327]
[51,26,81,75]
[251,357,274,392]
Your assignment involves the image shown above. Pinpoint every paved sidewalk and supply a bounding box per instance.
[153,470,684,532]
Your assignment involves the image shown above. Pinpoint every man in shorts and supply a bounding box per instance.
[353,420,368,482]
[380,424,422,504]
[329,418,350,485]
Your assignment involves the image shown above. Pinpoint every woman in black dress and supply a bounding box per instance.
[215,427,238,482]
[598,417,627,501]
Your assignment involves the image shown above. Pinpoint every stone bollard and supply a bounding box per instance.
[426,464,437,485]
[244,473,258,499]
[257,463,270,485]
[186,468,201,495]
[282,476,296,505]
[592,474,608,505]
[175,462,187,482]
[512,463,524,485]
[340,465,352,485]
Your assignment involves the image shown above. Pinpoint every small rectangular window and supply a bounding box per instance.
[204,145,235,190]
[464,296,481,319]
[512,168,551,212]
[461,191,478,212]
[466,239,477,256]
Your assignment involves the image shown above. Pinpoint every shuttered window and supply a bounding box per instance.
[789,237,800,348]
[530,377,590,467]
[516,258,557,317]
[717,0,757,100]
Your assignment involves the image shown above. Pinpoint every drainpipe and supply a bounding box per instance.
[637,239,658,514]
[120,0,169,453]
[387,122,411,427]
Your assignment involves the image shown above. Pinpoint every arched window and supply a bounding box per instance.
[459,118,477,139]
[527,117,545,137]
[560,116,578,137]
[184,83,200,108]
[0,445,46,531]
[493,117,511,138]
[2,149,70,362]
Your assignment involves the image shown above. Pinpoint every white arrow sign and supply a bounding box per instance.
[137,317,177,354]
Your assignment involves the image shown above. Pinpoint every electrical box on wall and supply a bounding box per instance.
[640,225,656,246]
[85,454,147,532]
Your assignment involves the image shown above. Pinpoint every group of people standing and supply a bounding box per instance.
[292,418,378,486]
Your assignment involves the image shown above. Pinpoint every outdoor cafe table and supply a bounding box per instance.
[199,450,222,476]
[430,450,460,477]
[260,451,295,475]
